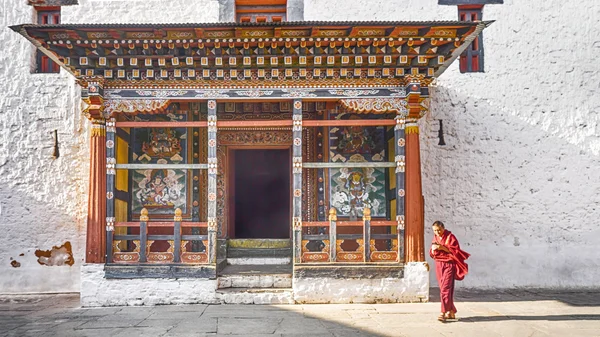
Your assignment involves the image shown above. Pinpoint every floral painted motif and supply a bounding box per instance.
[340,98,408,115]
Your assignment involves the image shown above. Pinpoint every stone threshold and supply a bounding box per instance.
[294,263,405,279]
[104,264,216,279]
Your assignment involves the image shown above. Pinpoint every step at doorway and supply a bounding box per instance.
[225,238,292,265]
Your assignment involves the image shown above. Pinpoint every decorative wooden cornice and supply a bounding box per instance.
[10,21,492,90]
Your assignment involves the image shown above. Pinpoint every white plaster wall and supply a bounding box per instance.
[0,0,220,294]
[306,0,600,289]
[293,263,429,304]
[62,0,220,24]
[2,0,598,293]
[0,1,88,293]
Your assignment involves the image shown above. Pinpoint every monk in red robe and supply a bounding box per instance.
[430,221,470,322]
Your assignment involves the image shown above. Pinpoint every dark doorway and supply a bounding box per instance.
[233,149,291,238]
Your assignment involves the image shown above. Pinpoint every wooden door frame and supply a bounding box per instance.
[226,145,293,239]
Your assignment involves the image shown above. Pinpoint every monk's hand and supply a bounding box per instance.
[431,244,439,251]
[438,245,450,253]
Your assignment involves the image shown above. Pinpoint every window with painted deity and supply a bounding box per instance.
[328,112,391,220]
[115,103,206,222]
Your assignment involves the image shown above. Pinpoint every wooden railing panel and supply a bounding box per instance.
[110,208,211,265]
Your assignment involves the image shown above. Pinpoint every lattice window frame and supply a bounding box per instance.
[35,6,61,74]
[458,4,485,73]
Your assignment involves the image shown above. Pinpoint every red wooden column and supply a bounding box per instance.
[86,119,107,263]
[404,119,425,262]
[404,80,426,263]
[82,80,107,263]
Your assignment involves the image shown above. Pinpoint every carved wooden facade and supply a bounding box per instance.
[11,21,490,274]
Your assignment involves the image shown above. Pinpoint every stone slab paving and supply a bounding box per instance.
[0,290,599,337]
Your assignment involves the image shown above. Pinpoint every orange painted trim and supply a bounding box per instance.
[302,221,330,227]
[371,221,396,227]
[236,8,287,13]
[115,221,207,227]
[116,121,208,127]
[116,119,396,128]
[337,221,364,227]
[303,120,396,127]
[220,120,292,127]
[236,0,287,5]
[458,4,484,10]
[181,222,208,228]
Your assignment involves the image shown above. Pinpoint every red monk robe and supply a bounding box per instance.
[430,230,470,317]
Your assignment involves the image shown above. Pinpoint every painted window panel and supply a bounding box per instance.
[129,112,191,220]
[328,113,388,219]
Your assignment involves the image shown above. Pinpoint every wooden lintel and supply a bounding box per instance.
[115,163,208,170]
[302,221,329,227]
[115,221,207,227]
[303,162,396,169]
[116,121,208,127]
[336,221,364,227]
[303,120,395,127]
[219,120,293,127]
[116,119,395,128]
[371,221,397,227]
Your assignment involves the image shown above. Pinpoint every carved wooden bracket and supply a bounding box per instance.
[339,98,408,115]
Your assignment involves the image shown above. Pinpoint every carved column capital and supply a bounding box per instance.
[80,78,105,120]
[90,118,106,138]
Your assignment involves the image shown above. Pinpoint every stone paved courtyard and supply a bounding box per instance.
[1,290,599,337]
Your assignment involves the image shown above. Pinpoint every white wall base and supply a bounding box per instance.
[81,263,429,306]
[292,262,430,304]
[80,264,218,307]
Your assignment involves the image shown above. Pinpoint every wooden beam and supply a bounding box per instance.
[335,221,363,227]
[115,221,207,227]
[303,162,395,169]
[116,120,395,128]
[371,221,397,227]
[116,121,207,127]
[116,164,208,170]
[302,221,329,227]
[303,120,396,127]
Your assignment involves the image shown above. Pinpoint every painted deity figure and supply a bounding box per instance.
[148,170,168,205]
[338,126,376,155]
[135,169,184,209]
[345,171,370,219]
[142,128,182,159]
[347,171,367,208]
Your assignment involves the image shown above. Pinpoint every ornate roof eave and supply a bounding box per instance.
[10,21,492,90]
[11,24,77,78]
